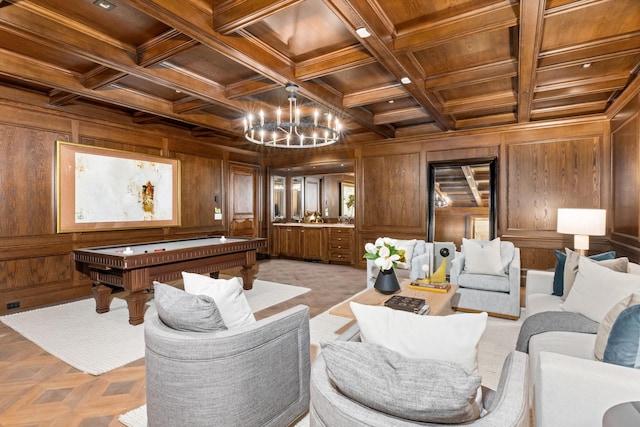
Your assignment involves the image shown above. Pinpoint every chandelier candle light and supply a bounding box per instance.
[243,83,341,148]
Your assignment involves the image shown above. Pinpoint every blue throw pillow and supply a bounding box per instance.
[552,250,615,296]
[604,304,640,368]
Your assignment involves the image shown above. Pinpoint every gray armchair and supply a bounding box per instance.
[145,304,310,427]
[450,240,521,319]
[310,325,529,426]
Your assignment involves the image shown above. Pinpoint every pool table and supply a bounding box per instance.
[73,236,266,325]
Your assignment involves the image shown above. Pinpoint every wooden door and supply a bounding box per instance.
[229,163,257,237]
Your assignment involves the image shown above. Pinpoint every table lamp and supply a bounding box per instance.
[557,208,606,255]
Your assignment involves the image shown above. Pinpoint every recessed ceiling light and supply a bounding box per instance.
[93,0,116,11]
[388,100,394,104]
[582,63,592,68]
[400,77,411,85]
[355,27,371,38]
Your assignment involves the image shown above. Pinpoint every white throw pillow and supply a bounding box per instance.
[562,248,629,301]
[350,301,487,372]
[182,272,256,329]
[462,238,504,276]
[561,257,640,323]
[394,239,417,270]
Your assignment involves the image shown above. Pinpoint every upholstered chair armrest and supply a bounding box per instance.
[508,248,521,294]
[145,305,310,427]
[525,270,554,299]
[366,259,377,289]
[472,351,529,427]
[450,252,465,283]
[535,351,640,427]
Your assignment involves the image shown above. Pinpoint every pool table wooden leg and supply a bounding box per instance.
[125,291,148,326]
[92,284,112,314]
[240,265,254,290]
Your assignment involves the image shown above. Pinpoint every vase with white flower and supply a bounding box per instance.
[363,237,407,294]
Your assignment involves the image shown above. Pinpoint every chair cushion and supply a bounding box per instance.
[457,273,511,292]
[153,281,227,332]
[462,238,505,276]
[321,341,482,424]
[394,239,417,270]
[350,302,487,372]
[182,272,256,329]
[603,304,640,368]
[552,249,615,296]
[562,257,640,323]
[595,293,640,360]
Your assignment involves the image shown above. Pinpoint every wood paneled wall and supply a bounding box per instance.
[354,119,612,275]
[611,93,640,260]
[0,101,245,314]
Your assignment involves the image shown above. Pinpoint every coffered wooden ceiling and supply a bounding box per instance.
[0,0,638,150]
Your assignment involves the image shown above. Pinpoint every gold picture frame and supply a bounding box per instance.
[56,141,181,232]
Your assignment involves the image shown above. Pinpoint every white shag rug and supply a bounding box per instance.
[0,280,309,376]
[119,303,523,427]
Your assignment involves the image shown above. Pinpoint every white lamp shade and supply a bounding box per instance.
[557,208,607,236]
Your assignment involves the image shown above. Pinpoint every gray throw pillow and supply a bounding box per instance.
[320,341,482,424]
[153,281,226,332]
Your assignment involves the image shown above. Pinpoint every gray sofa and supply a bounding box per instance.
[310,325,529,426]
[145,304,311,427]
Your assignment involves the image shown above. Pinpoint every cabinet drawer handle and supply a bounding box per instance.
[337,245,342,248]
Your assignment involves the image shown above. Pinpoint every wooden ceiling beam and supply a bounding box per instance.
[394,1,518,53]
[0,47,238,137]
[539,31,640,68]
[323,0,452,130]
[535,73,631,94]
[517,0,545,123]
[173,96,211,113]
[124,0,396,138]
[461,165,483,207]
[295,46,375,80]
[424,60,517,91]
[443,91,516,115]
[225,78,280,99]
[83,66,128,90]
[343,83,406,108]
[455,113,516,129]
[213,0,303,35]
[137,29,200,67]
[48,90,81,106]
[531,100,609,118]
[0,4,246,114]
[372,106,428,125]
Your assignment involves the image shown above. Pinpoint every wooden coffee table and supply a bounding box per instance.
[329,280,458,319]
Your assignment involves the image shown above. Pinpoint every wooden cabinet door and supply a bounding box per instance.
[302,227,325,261]
[280,226,301,257]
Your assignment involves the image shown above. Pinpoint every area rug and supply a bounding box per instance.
[0,280,309,376]
[119,305,523,427]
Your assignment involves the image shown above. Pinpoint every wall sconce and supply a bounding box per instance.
[557,208,607,255]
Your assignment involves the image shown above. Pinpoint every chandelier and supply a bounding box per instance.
[243,83,341,148]
[434,192,450,208]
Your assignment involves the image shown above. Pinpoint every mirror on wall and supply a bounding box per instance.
[270,163,354,223]
[291,176,304,221]
[271,175,286,221]
[427,158,497,249]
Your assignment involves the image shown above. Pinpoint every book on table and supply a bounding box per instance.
[384,295,429,314]
[408,281,451,293]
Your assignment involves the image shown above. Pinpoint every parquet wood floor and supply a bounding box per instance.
[0,260,365,427]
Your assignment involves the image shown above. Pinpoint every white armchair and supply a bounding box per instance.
[366,239,433,289]
[450,239,521,319]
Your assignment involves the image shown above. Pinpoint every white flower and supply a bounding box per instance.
[374,245,400,271]
[364,242,378,254]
